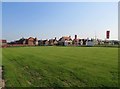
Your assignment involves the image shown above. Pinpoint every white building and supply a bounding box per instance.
[86,41,94,46]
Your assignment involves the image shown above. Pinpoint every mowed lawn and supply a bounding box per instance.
[2,46,118,87]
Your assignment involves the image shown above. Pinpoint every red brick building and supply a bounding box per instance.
[8,37,38,46]
[49,37,58,46]
[26,37,38,46]
[26,37,35,45]
[0,40,7,47]
[73,35,80,46]
[58,36,72,46]
[23,37,38,46]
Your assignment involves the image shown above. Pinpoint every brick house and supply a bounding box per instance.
[15,38,26,44]
[0,40,7,47]
[43,40,49,46]
[26,37,38,46]
[9,37,38,46]
[26,37,35,45]
[73,35,80,46]
[38,40,43,46]
[38,40,49,46]
[49,37,58,46]
[58,36,72,46]
[81,39,87,45]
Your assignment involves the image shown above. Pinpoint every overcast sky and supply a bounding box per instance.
[2,2,118,41]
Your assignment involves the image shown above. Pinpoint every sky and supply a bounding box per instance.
[2,2,118,42]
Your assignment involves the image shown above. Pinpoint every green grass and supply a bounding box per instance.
[2,46,118,87]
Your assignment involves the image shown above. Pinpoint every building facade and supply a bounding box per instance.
[0,40,7,47]
[58,36,72,46]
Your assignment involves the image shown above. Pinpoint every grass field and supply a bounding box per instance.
[2,46,118,87]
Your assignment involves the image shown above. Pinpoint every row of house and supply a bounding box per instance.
[38,35,90,46]
[9,37,38,45]
[1,35,120,47]
[1,35,89,47]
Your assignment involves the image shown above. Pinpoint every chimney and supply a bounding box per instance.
[55,37,56,40]
[75,35,77,39]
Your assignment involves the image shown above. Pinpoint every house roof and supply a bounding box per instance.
[43,40,48,43]
[0,40,7,43]
[28,37,35,40]
[19,38,26,41]
[34,38,38,41]
[59,36,72,41]
[49,38,57,42]
[73,39,79,41]
[27,37,38,41]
